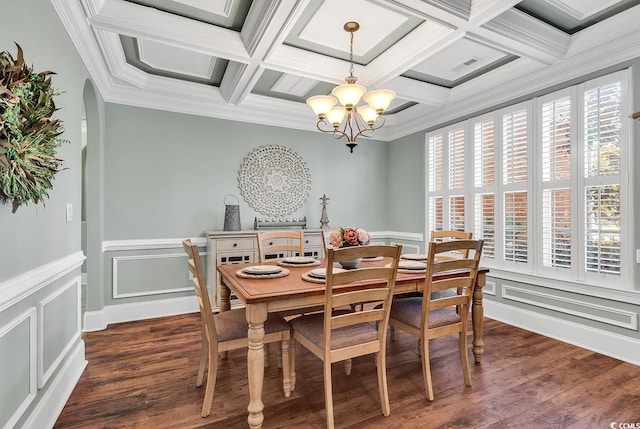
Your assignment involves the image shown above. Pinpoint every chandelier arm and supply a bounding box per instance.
[351,115,387,141]
[316,119,349,140]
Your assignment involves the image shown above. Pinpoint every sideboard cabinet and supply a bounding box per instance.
[206,230,323,309]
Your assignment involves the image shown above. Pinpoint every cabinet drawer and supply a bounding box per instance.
[217,238,255,251]
[304,235,322,247]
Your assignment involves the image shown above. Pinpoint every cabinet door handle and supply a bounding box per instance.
[233,243,237,247]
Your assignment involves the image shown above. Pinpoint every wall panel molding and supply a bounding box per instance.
[0,307,37,429]
[37,278,82,388]
[483,280,497,296]
[502,284,638,330]
[112,253,193,298]
[21,341,86,429]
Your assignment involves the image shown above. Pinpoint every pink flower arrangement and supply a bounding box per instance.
[329,227,370,248]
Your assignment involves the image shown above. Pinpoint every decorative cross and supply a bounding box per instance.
[320,194,330,229]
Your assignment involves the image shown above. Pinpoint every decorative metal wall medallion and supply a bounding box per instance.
[238,145,311,216]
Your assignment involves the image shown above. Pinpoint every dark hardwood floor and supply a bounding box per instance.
[54,312,640,429]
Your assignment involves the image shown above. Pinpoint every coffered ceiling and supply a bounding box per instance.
[53,0,640,141]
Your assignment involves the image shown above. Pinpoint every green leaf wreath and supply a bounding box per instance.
[0,43,68,213]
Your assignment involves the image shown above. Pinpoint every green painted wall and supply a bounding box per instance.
[102,104,390,237]
[0,0,87,280]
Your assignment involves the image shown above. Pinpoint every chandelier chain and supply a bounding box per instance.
[349,30,354,77]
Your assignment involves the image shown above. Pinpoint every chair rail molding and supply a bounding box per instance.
[0,251,85,312]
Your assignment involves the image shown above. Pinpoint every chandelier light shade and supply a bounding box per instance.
[306,21,396,153]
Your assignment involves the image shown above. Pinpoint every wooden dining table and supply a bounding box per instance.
[217,258,489,429]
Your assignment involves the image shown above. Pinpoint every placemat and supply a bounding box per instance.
[301,271,325,283]
[401,253,428,261]
[386,262,427,274]
[277,259,322,268]
[236,267,290,279]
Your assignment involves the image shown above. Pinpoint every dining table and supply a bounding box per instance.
[217,257,489,429]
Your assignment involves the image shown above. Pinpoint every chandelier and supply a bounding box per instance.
[306,22,396,153]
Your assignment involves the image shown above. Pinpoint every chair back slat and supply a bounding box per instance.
[257,230,305,261]
[332,307,386,329]
[331,266,394,286]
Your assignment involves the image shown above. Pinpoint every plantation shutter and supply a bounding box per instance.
[503,109,528,263]
[448,128,465,231]
[541,96,572,269]
[427,133,444,232]
[473,118,496,258]
[583,82,622,276]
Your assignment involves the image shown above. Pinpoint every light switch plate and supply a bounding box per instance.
[66,203,73,222]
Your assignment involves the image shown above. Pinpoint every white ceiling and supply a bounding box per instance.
[52,0,640,142]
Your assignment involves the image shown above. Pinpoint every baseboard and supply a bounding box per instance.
[21,340,87,429]
[83,295,199,331]
[484,300,640,366]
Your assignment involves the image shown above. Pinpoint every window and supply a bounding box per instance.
[425,70,631,288]
[426,123,467,233]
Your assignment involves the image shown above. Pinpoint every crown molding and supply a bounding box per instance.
[481,8,570,63]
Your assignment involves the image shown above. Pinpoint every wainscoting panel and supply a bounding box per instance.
[112,253,193,298]
[502,283,638,330]
[38,278,82,388]
[483,280,497,296]
[0,307,37,429]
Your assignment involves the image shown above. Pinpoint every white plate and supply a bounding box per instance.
[399,260,427,270]
[308,267,346,279]
[242,265,282,275]
[401,253,428,261]
[282,256,316,264]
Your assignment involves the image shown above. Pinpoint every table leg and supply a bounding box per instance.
[472,272,486,363]
[246,303,267,429]
[219,281,231,313]
[219,281,232,359]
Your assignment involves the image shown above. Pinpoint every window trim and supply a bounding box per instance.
[424,69,634,290]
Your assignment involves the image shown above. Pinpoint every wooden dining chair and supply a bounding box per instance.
[182,239,293,417]
[290,244,402,429]
[257,230,305,261]
[388,239,483,401]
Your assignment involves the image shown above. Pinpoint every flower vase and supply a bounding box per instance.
[339,257,362,269]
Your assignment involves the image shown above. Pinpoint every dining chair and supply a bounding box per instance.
[182,239,293,417]
[257,230,305,261]
[290,244,402,429]
[388,239,483,401]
